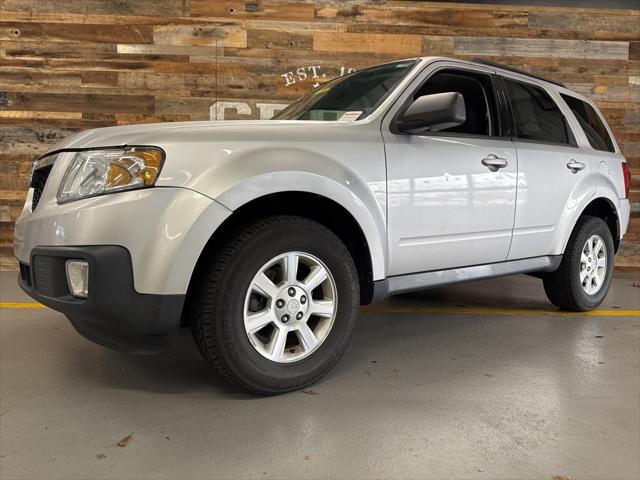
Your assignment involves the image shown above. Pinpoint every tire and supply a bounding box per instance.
[189,215,360,395]
[543,216,614,312]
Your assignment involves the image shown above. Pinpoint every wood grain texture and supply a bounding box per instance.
[454,37,630,60]
[0,0,639,267]
[0,21,154,44]
[3,0,186,16]
[313,32,423,54]
[528,12,640,36]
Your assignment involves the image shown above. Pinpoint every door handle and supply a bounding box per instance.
[567,159,585,173]
[481,154,508,172]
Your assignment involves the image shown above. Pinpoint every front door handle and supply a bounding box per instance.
[567,159,585,173]
[481,154,508,172]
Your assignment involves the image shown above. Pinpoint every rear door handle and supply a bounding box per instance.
[481,154,508,172]
[567,159,585,173]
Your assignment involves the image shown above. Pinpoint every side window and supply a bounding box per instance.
[413,70,499,136]
[561,94,615,152]
[504,79,571,145]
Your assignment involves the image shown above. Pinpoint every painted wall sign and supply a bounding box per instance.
[210,101,289,120]
[211,66,358,120]
[280,66,357,88]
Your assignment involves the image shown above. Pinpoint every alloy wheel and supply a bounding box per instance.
[243,252,338,363]
[579,234,607,295]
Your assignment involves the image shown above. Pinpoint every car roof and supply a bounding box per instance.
[409,56,594,105]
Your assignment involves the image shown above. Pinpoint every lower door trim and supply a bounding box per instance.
[372,255,562,301]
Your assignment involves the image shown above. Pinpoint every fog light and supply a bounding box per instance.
[65,259,89,298]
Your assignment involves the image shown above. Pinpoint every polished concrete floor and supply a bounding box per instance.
[1,270,639,480]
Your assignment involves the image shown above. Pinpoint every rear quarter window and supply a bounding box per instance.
[561,94,615,153]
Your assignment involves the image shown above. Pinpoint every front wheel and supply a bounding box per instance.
[189,216,360,395]
[543,216,614,311]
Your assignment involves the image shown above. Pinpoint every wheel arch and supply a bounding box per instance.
[570,196,621,253]
[185,191,378,308]
[579,197,620,252]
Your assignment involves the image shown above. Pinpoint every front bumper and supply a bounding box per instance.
[14,185,232,353]
[14,187,231,295]
[18,245,185,353]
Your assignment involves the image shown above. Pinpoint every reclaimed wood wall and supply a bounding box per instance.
[1,0,639,268]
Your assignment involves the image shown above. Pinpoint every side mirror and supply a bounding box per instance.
[396,91,466,134]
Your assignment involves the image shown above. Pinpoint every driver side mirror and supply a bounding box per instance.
[396,91,466,134]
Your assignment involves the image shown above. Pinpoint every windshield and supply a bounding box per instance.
[273,60,417,121]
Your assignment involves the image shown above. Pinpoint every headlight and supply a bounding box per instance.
[57,147,164,203]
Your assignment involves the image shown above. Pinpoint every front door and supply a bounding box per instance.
[383,66,518,276]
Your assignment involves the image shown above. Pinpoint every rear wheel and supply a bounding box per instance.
[189,216,359,395]
[543,216,614,311]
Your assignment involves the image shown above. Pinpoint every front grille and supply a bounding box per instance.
[30,164,53,211]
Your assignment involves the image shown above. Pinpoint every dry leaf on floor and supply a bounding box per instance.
[95,453,106,460]
[302,389,317,395]
[551,476,570,480]
[117,434,133,447]
[304,455,311,461]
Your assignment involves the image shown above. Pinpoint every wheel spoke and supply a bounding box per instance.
[597,256,606,268]
[253,272,279,299]
[584,278,592,294]
[592,274,601,289]
[310,299,335,317]
[246,310,276,334]
[303,265,328,291]
[269,327,288,361]
[285,253,299,285]
[297,324,318,352]
[579,268,589,282]
[593,238,603,256]
[580,252,588,265]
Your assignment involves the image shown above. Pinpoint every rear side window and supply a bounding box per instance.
[561,94,615,152]
[504,79,571,145]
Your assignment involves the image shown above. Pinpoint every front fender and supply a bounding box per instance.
[163,144,388,281]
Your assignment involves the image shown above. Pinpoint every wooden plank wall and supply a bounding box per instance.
[1,0,639,268]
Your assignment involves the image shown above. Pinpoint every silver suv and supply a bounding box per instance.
[15,57,631,394]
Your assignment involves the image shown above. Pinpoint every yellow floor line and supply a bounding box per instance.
[0,302,47,309]
[1,301,638,316]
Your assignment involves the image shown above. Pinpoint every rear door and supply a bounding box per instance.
[499,76,593,260]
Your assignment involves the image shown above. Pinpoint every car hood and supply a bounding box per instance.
[39,117,383,203]
[44,120,353,155]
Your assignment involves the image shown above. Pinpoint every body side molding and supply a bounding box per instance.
[372,255,562,300]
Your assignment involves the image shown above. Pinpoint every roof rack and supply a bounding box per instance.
[471,58,566,88]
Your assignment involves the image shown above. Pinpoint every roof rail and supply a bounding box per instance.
[471,58,566,88]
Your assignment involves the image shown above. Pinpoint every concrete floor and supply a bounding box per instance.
[0,271,639,480]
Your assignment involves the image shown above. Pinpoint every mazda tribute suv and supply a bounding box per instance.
[15,57,632,394]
